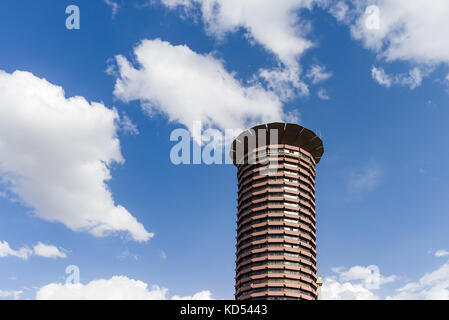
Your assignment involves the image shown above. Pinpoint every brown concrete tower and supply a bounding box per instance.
[230,122,324,300]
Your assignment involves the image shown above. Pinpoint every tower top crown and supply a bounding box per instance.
[230,122,324,166]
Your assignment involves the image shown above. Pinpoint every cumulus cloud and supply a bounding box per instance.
[371,66,425,89]
[321,277,379,300]
[0,241,32,260]
[258,67,310,101]
[160,0,321,67]
[112,38,283,133]
[33,242,67,259]
[160,1,449,92]
[306,65,332,84]
[36,276,213,300]
[388,261,449,300]
[401,68,425,89]
[0,70,152,242]
[337,265,396,290]
[159,0,332,99]
[0,241,66,259]
[322,265,396,300]
[329,1,349,22]
[172,290,213,300]
[371,66,392,87]
[0,290,22,300]
[323,256,449,300]
[332,0,449,89]
[435,250,449,258]
[348,0,449,65]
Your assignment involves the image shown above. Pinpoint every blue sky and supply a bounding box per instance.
[1,0,449,300]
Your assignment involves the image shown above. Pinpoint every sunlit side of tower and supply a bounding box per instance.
[230,122,324,300]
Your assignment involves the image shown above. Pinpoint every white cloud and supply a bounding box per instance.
[33,242,67,259]
[435,250,449,258]
[371,66,425,89]
[36,276,213,300]
[329,1,349,22]
[324,257,449,300]
[322,265,396,300]
[172,290,213,300]
[371,66,392,87]
[113,38,284,133]
[317,88,330,100]
[0,241,66,259]
[348,0,449,65]
[400,67,424,90]
[160,0,321,67]
[159,0,331,99]
[0,290,22,300]
[104,0,119,19]
[0,241,32,260]
[306,65,332,84]
[160,1,449,93]
[119,113,139,135]
[0,70,152,242]
[258,67,309,101]
[338,265,396,290]
[321,277,379,300]
[388,261,449,300]
[321,1,449,90]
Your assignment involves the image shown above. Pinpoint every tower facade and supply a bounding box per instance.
[230,122,324,300]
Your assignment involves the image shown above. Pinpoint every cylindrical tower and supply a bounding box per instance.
[230,122,324,300]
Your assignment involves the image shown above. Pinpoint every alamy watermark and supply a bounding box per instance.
[66,5,80,30]
[169,121,280,173]
[65,265,80,285]
[365,5,380,30]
